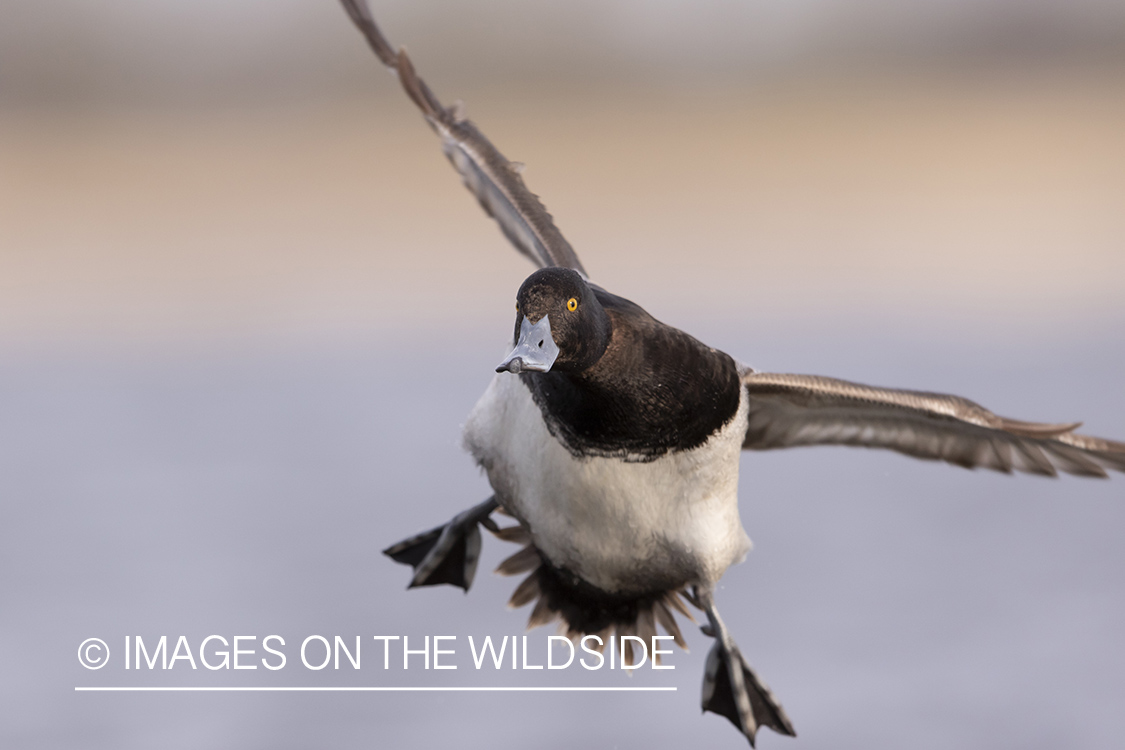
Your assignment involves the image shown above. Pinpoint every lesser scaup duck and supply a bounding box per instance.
[342,2,1125,744]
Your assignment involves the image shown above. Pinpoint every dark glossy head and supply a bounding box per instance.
[497,267,612,374]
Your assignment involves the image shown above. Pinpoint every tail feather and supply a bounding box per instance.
[655,599,689,650]
[495,545,539,576]
[491,527,692,665]
[507,572,541,608]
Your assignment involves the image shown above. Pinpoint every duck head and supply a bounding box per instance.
[496,267,611,374]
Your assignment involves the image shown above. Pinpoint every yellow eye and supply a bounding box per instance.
[567,297,578,312]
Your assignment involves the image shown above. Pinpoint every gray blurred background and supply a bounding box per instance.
[2,1,1123,748]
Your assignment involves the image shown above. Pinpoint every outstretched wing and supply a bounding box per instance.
[741,372,1125,478]
[340,0,588,277]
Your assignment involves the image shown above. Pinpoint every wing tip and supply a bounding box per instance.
[997,416,1084,439]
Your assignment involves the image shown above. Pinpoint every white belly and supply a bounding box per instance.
[462,373,751,594]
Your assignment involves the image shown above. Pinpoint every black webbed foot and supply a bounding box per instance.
[698,590,796,746]
[383,496,499,591]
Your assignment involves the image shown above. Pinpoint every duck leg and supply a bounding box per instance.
[383,496,499,591]
[696,587,797,746]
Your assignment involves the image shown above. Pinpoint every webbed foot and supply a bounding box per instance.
[383,496,499,591]
[697,588,796,746]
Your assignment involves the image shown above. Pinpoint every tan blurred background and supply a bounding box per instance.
[2,0,1123,348]
[3,3,1125,749]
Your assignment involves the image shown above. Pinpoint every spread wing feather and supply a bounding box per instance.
[742,372,1125,478]
[340,0,587,277]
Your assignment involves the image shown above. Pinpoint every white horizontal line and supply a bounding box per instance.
[75,686,676,692]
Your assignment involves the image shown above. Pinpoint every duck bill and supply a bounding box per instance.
[496,315,560,374]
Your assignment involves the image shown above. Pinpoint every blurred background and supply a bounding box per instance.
[2,1,1123,748]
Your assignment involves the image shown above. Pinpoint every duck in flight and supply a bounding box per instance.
[340,1,1125,744]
